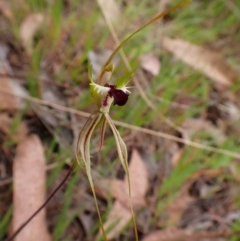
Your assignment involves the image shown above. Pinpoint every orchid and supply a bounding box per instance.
[76,1,191,240]
[76,62,135,240]
[78,61,132,172]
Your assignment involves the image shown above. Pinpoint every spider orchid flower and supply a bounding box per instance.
[77,64,131,174]
[76,2,191,239]
[76,63,132,240]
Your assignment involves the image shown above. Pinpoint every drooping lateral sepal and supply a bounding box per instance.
[77,113,103,168]
[104,113,128,173]
[76,112,108,240]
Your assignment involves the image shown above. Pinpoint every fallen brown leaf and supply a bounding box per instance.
[0,68,18,110]
[163,182,195,227]
[142,228,233,241]
[142,228,189,241]
[140,53,161,76]
[0,0,13,19]
[94,178,126,203]
[124,149,149,206]
[100,149,149,239]
[12,135,51,241]
[161,37,238,86]
[0,42,28,110]
[88,49,119,80]
[97,0,121,23]
[158,169,225,228]
[182,118,226,145]
[20,13,44,55]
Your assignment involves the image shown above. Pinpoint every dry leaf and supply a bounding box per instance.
[161,37,238,86]
[0,68,18,110]
[20,13,44,55]
[97,0,121,23]
[162,169,226,229]
[123,149,149,206]
[101,149,148,239]
[0,0,13,19]
[159,0,171,13]
[37,75,73,147]
[224,102,240,122]
[12,135,51,241]
[142,228,190,241]
[0,43,17,110]
[0,69,27,111]
[170,147,184,167]
[0,42,28,110]
[103,201,132,239]
[142,228,232,241]
[88,49,119,80]
[140,53,161,76]
[182,118,226,144]
[164,182,195,227]
[95,179,126,202]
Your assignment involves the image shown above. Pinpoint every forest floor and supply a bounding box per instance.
[1,0,240,240]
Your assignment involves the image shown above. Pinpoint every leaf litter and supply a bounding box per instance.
[139,53,161,76]
[20,13,44,55]
[12,135,51,241]
[161,37,238,87]
[95,149,148,239]
[1,0,240,240]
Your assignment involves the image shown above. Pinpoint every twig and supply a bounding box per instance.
[1,87,240,159]
[4,166,74,241]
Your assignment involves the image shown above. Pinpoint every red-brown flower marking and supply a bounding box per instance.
[105,84,129,106]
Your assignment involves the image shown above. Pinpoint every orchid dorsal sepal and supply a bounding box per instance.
[88,63,95,85]
[104,63,114,73]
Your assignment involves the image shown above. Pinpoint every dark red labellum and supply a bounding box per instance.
[110,88,129,106]
[106,84,129,106]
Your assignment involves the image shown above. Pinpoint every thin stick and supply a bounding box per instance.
[5,166,74,241]
[1,87,240,159]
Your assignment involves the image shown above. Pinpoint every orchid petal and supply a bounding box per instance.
[88,63,94,84]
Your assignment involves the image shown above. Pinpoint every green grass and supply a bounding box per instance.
[0,207,12,240]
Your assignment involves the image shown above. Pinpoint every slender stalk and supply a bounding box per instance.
[4,166,74,241]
